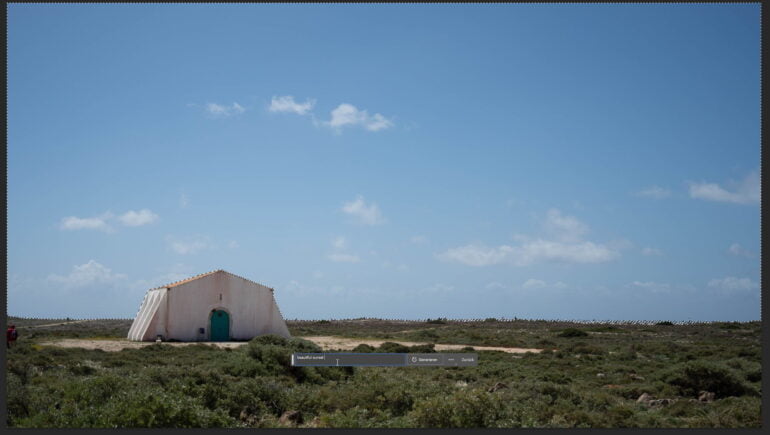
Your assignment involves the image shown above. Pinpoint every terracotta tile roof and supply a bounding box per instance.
[151,269,275,291]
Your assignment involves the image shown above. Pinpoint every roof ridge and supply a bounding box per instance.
[220,270,275,291]
[151,269,275,291]
[151,269,222,289]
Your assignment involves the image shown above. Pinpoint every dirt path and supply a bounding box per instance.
[301,336,542,354]
[24,320,95,329]
[39,336,542,354]
[39,339,247,351]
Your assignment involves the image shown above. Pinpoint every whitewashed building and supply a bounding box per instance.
[127,270,290,342]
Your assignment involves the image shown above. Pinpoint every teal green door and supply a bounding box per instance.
[210,310,230,341]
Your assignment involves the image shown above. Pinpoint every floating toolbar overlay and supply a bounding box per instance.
[291,353,478,367]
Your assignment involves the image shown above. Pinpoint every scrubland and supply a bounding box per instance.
[6,317,761,428]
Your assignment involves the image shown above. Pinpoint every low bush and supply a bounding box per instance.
[558,329,588,338]
[661,361,754,398]
[377,342,410,353]
[410,389,512,427]
[352,344,375,353]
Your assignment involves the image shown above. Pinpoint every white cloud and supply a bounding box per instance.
[553,281,568,289]
[544,209,588,242]
[438,244,513,266]
[325,103,393,132]
[439,209,619,267]
[486,281,506,289]
[166,236,209,255]
[327,236,362,263]
[342,195,385,225]
[641,247,663,256]
[332,236,347,250]
[522,279,546,289]
[327,253,361,263]
[206,102,245,117]
[228,240,239,249]
[410,235,429,244]
[727,243,753,258]
[628,281,672,293]
[422,283,455,294]
[439,240,618,267]
[636,186,671,199]
[269,95,315,115]
[118,209,159,227]
[61,209,159,231]
[59,212,114,232]
[708,276,759,294]
[688,170,760,205]
[48,260,127,289]
[180,193,189,208]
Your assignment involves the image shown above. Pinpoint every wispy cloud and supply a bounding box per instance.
[166,235,209,255]
[60,209,159,231]
[59,212,114,232]
[641,247,663,256]
[727,243,753,258]
[522,278,546,289]
[325,103,393,132]
[269,95,315,115]
[327,253,361,263]
[438,209,618,267]
[327,236,361,263]
[47,260,127,289]
[636,186,672,199]
[707,276,759,294]
[179,193,189,208]
[439,241,618,267]
[688,170,760,205]
[410,235,429,244]
[118,209,159,227]
[543,208,587,242]
[342,195,386,225]
[332,236,347,250]
[206,102,245,117]
[628,281,672,293]
[228,240,239,249]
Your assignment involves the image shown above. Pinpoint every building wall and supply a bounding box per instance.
[127,288,167,341]
[160,272,290,341]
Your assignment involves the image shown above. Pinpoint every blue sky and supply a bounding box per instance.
[8,4,760,321]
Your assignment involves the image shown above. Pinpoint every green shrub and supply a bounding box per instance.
[745,369,761,383]
[568,342,604,355]
[661,361,754,398]
[378,342,410,353]
[407,343,436,353]
[540,372,571,385]
[426,318,447,325]
[558,329,588,338]
[655,321,674,326]
[410,389,512,427]
[352,344,375,353]
[7,373,29,424]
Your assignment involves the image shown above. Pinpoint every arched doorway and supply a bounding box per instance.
[210,309,230,341]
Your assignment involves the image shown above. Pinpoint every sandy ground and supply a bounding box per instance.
[301,336,542,354]
[40,336,542,354]
[24,320,95,329]
[39,339,247,352]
